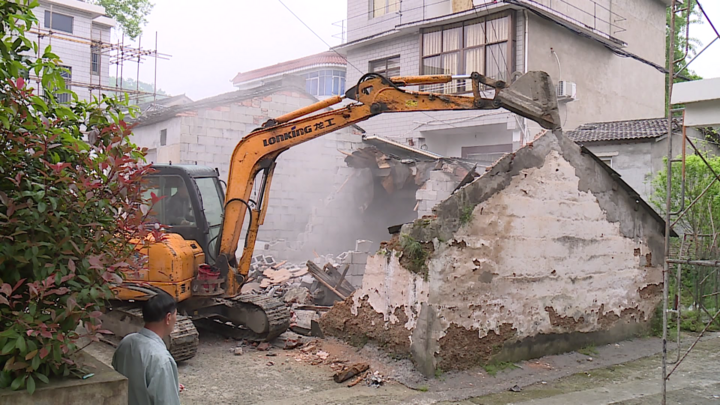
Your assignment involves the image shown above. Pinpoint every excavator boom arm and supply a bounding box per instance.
[216,71,560,294]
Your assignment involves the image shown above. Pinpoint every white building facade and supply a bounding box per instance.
[338,0,669,162]
[34,0,115,102]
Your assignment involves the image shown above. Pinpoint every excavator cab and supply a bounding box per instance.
[143,165,225,264]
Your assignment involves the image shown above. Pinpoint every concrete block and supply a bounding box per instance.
[429,170,450,182]
[188,144,205,153]
[416,189,438,201]
[207,128,223,138]
[355,239,373,253]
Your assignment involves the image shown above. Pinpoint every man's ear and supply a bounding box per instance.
[165,312,172,325]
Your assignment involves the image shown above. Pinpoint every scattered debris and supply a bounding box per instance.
[257,342,271,351]
[367,371,384,388]
[284,287,312,305]
[233,347,243,356]
[333,363,370,383]
[266,361,274,366]
[347,372,367,387]
[510,385,522,392]
[266,353,277,357]
[283,339,302,350]
[290,309,321,336]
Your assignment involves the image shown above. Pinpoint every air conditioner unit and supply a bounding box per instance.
[557,81,577,101]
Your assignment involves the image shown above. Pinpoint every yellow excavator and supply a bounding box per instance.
[102,71,561,361]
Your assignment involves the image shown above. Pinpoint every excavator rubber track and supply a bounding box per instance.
[101,306,199,362]
[193,295,291,342]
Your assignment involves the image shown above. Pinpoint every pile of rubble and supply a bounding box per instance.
[240,243,371,336]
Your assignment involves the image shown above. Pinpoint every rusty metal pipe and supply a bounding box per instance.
[389,75,452,86]
[274,96,342,124]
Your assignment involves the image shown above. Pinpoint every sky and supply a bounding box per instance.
[119,0,720,101]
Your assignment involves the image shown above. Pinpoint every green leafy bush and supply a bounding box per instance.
[0,1,150,393]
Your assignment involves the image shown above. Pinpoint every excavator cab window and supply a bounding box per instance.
[143,175,196,227]
[194,177,224,259]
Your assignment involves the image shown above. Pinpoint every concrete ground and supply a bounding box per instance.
[84,331,720,404]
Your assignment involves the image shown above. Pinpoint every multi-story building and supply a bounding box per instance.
[33,0,115,101]
[232,51,347,101]
[336,0,669,162]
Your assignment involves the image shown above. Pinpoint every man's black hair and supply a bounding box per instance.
[142,292,177,323]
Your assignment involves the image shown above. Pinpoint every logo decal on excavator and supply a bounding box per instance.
[405,100,418,107]
[263,118,336,147]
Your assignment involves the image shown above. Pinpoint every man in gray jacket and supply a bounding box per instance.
[112,292,181,405]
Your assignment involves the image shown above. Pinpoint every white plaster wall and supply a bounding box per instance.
[433,150,662,340]
[351,149,662,343]
[527,0,666,131]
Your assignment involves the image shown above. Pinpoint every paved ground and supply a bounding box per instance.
[84,330,720,404]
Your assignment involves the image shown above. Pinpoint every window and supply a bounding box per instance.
[599,157,613,168]
[305,70,346,96]
[422,13,511,93]
[57,65,71,104]
[91,44,100,74]
[372,0,399,18]
[44,10,73,33]
[369,56,400,78]
[142,175,196,227]
[160,129,167,146]
[461,144,513,165]
[195,177,225,256]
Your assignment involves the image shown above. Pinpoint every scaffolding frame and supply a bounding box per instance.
[662,1,720,403]
[30,4,171,105]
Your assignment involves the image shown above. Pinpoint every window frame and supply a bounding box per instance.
[420,11,514,94]
[57,65,72,104]
[160,129,167,146]
[371,0,400,19]
[305,69,346,96]
[368,55,401,78]
[91,43,101,75]
[44,10,74,34]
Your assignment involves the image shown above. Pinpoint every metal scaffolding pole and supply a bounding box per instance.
[662,3,720,403]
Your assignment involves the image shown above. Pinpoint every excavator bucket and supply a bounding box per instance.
[497,71,560,130]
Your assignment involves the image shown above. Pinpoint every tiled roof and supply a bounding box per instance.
[231,51,346,85]
[566,118,681,143]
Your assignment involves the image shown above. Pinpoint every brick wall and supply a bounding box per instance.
[132,88,366,258]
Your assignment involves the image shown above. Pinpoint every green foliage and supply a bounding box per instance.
[666,1,703,112]
[577,344,598,356]
[434,368,444,378]
[666,0,703,77]
[459,205,474,225]
[400,234,429,279]
[483,362,520,377]
[650,154,720,332]
[650,155,720,249]
[417,385,429,392]
[89,0,154,40]
[0,1,151,394]
[679,310,720,333]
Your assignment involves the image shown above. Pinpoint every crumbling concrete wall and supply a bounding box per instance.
[416,170,457,217]
[321,130,665,376]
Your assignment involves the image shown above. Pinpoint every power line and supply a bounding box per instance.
[276,0,364,75]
